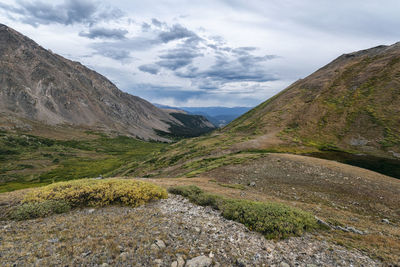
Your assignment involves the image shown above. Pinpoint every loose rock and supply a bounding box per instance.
[185,255,212,267]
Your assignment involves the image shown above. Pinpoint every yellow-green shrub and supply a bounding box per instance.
[11,200,71,221]
[23,178,168,207]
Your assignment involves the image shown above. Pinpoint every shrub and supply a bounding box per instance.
[23,178,168,208]
[11,200,71,220]
[220,199,319,239]
[168,185,223,209]
[168,185,321,239]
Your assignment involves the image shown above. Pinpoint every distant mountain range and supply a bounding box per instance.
[0,24,214,140]
[154,104,252,127]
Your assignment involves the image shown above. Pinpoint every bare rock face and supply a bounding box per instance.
[0,24,214,140]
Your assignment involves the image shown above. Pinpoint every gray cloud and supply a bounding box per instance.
[131,83,207,101]
[175,50,278,87]
[155,48,203,71]
[92,23,202,62]
[138,64,160,74]
[158,24,197,43]
[79,27,128,39]
[151,18,162,27]
[141,22,151,32]
[94,48,131,61]
[1,0,123,26]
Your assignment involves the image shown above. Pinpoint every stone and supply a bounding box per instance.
[249,182,256,187]
[382,218,390,224]
[81,251,92,257]
[171,261,178,267]
[346,226,364,235]
[155,239,166,249]
[280,262,290,267]
[315,216,331,229]
[87,208,95,214]
[119,252,129,261]
[349,137,369,146]
[177,255,185,267]
[154,259,163,267]
[185,255,212,267]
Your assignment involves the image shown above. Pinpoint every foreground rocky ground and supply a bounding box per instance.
[0,195,381,266]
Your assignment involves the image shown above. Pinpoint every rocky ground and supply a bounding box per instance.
[0,195,381,266]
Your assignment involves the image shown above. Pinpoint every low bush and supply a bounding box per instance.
[11,200,70,220]
[23,178,168,208]
[168,185,322,239]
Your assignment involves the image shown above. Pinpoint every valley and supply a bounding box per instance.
[0,22,399,267]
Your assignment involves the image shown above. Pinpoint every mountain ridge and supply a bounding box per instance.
[0,24,214,141]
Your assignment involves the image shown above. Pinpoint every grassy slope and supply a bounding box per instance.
[112,44,400,179]
[0,130,166,192]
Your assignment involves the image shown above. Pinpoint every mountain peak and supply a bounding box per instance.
[0,25,215,140]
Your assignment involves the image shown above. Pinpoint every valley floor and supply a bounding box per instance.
[0,195,380,267]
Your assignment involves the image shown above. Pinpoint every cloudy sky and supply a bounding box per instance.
[1,0,400,107]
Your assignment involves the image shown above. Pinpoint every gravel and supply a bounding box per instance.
[0,195,381,266]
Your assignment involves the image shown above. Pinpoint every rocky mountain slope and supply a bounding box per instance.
[226,42,400,158]
[0,24,214,141]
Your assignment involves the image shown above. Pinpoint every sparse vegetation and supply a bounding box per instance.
[168,185,323,239]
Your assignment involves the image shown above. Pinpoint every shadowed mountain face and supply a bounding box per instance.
[0,24,214,141]
[154,104,252,127]
[225,42,400,158]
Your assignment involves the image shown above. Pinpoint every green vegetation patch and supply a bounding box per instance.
[23,178,168,208]
[0,132,167,192]
[11,200,71,221]
[168,185,323,239]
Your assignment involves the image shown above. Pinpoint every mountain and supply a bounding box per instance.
[122,42,400,179]
[180,106,252,127]
[0,24,213,141]
[154,104,252,127]
[156,108,215,138]
[225,43,400,158]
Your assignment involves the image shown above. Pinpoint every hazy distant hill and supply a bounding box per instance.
[154,104,251,127]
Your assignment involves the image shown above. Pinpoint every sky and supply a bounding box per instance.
[1,0,400,107]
